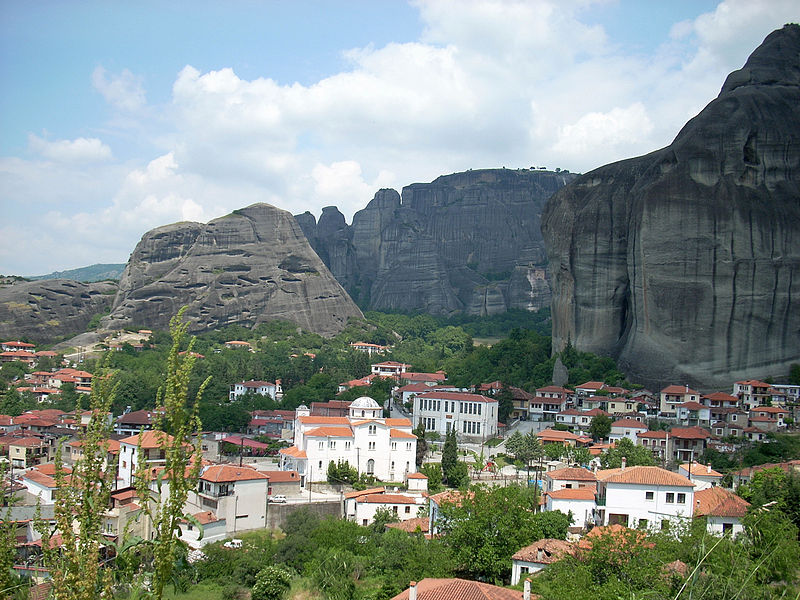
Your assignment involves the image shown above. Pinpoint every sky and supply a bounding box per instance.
[0,0,797,276]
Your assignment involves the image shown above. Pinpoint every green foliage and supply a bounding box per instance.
[327,460,359,485]
[437,484,569,582]
[370,507,400,533]
[195,531,278,588]
[419,463,443,493]
[251,565,292,600]
[790,363,800,385]
[412,421,427,468]
[495,385,514,425]
[588,414,612,441]
[504,430,543,469]
[599,438,656,468]
[441,429,468,487]
[738,467,800,532]
[35,358,118,600]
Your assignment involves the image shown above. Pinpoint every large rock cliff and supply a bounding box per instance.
[0,279,117,343]
[542,25,800,388]
[300,169,576,315]
[104,203,363,336]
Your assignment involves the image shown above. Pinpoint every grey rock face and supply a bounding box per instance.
[105,203,363,336]
[300,169,576,314]
[0,279,118,343]
[542,25,800,388]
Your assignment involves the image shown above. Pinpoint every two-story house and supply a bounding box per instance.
[229,380,282,402]
[412,391,498,441]
[659,385,701,415]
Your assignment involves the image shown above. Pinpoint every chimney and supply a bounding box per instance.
[621,457,627,471]
[409,581,417,600]
[685,384,689,393]
[707,464,712,473]
[524,578,531,600]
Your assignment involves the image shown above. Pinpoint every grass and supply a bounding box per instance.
[485,437,504,447]
[162,582,226,600]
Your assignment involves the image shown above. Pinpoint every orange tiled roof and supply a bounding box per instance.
[680,464,723,478]
[304,426,354,438]
[545,467,597,481]
[407,472,427,479]
[598,466,694,487]
[385,418,413,427]
[537,428,581,441]
[547,487,596,500]
[192,510,219,525]
[260,470,300,482]
[359,493,419,504]
[391,578,523,600]
[278,446,307,459]
[512,538,574,563]
[386,517,429,533]
[669,426,712,440]
[200,464,269,483]
[390,429,416,439]
[298,416,350,425]
[693,487,750,518]
[345,486,385,499]
[661,385,700,395]
[119,430,174,448]
[610,418,648,428]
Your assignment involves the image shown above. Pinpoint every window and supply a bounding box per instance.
[638,519,648,529]
[122,461,127,468]
[318,441,324,450]
[392,506,398,514]
[345,441,351,450]
[369,442,375,450]
[666,493,675,503]
[367,459,374,474]
[661,520,670,531]
[318,461,322,469]
[329,440,336,449]
[722,523,733,534]
[677,493,686,504]
[645,491,654,501]
[405,506,411,514]
[368,425,377,435]
[391,461,395,470]
[406,443,412,451]
[391,442,397,450]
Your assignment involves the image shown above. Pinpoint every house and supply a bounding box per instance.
[506,387,536,421]
[537,428,585,447]
[8,436,54,468]
[279,398,416,484]
[594,465,695,530]
[609,418,648,443]
[427,490,467,535]
[693,487,750,536]
[20,464,71,503]
[733,380,771,410]
[117,430,174,487]
[224,341,252,351]
[260,470,302,497]
[344,488,426,526]
[711,421,743,439]
[186,464,270,537]
[678,463,723,491]
[412,391,498,441]
[349,342,389,356]
[675,402,712,428]
[103,487,149,543]
[391,578,524,600]
[179,510,227,548]
[668,427,712,463]
[729,460,800,487]
[545,487,595,530]
[606,398,639,415]
[749,406,788,429]
[229,380,282,402]
[397,383,461,406]
[114,408,164,436]
[2,341,36,353]
[543,467,597,492]
[311,400,352,418]
[659,385,701,415]
[511,538,574,584]
[575,381,605,396]
[529,394,568,422]
[371,361,410,377]
[556,408,608,433]
[0,415,19,434]
[702,392,740,409]
[401,371,447,386]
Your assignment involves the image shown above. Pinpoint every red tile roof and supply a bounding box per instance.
[415,391,497,403]
[545,467,597,481]
[693,487,750,518]
[611,418,648,429]
[200,464,269,483]
[390,429,417,439]
[305,426,354,438]
[386,516,429,533]
[598,466,694,487]
[359,493,419,504]
[669,426,712,440]
[119,430,174,448]
[637,430,668,439]
[547,487,596,500]
[391,578,523,600]
[512,538,575,563]
[298,416,350,425]
[260,470,300,482]
[278,446,307,459]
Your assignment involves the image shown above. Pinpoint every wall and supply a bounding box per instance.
[265,499,342,530]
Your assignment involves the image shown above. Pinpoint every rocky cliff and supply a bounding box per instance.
[542,25,800,388]
[300,169,576,315]
[0,279,117,343]
[104,203,363,336]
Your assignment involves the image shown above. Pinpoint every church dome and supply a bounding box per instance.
[350,396,381,409]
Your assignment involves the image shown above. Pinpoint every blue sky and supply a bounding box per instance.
[0,0,796,275]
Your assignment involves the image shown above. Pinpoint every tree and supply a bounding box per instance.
[129,308,211,600]
[437,484,570,582]
[420,463,443,493]
[371,507,400,533]
[413,420,428,467]
[441,428,459,484]
[505,430,543,472]
[588,414,612,441]
[599,438,656,469]
[495,385,514,425]
[35,359,118,600]
[251,565,292,600]
[544,442,565,462]
[569,446,592,466]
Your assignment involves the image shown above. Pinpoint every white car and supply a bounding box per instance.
[269,495,287,503]
[223,539,242,549]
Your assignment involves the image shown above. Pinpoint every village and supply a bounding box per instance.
[1,334,799,598]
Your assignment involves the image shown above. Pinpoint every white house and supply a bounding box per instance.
[179,510,228,548]
[511,538,574,585]
[659,385,701,415]
[594,465,695,530]
[678,463,723,491]
[344,488,426,526]
[279,398,417,484]
[229,380,282,402]
[371,361,410,377]
[411,391,498,441]
[185,464,270,538]
[693,487,750,536]
[543,467,597,492]
[675,402,712,428]
[118,430,173,488]
[609,418,649,443]
[544,488,595,529]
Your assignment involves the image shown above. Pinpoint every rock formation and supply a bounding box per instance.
[542,25,800,388]
[300,169,576,314]
[104,203,363,336]
[0,279,117,343]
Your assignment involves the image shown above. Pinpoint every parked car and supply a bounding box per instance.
[223,539,242,549]
[269,494,287,503]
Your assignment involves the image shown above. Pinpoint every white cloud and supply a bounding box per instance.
[3,0,799,276]
[27,134,112,163]
[92,66,146,112]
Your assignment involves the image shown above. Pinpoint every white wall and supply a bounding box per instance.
[601,483,694,530]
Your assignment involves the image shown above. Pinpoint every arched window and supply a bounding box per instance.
[367,459,375,474]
